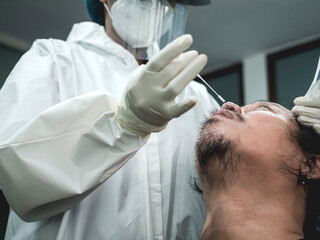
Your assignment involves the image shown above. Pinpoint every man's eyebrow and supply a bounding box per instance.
[254,101,285,110]
[266,101,297,119]
[266,102,283,109]
[254,101,295,115]
[268,102,292,113]
[252,101,297,125]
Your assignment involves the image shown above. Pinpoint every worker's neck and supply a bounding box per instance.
[104,19,147,66]
[201,185,305,240]
[136,59,148,65]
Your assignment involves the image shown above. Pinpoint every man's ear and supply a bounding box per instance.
[300,155,320,180]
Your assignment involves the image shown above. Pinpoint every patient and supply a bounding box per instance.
[195,101,320,240]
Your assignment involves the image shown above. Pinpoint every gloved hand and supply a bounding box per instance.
[292,96,320,134]
[115,34,207,136]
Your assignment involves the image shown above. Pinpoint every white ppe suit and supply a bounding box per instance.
[1,22,219,240]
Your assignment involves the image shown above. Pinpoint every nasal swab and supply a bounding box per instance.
[197,74,225,103]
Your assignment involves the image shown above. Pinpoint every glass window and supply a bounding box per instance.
[268,39,320,109]
[197,64,243,105]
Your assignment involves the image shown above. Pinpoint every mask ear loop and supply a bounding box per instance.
[103,2,114,20]
[161,0,174,10]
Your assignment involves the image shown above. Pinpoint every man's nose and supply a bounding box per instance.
[221,102,242,114]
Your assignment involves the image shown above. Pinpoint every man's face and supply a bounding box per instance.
[196,101,301,188]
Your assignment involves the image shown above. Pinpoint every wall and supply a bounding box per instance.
[243,53,268,104]
[0,45,24,88]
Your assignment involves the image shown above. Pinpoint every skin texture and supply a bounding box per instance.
[196,101,315,240]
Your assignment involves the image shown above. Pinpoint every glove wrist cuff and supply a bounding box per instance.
[115,103,167,137]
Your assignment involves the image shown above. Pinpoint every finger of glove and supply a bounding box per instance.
[168,96,198,118]
[159,50,199,86]
[313,124,320,135]
[297,115,320,127]
[294,96,320,107]
[292,106,320,119]
[165,54,207,99]
[146,34,193,72]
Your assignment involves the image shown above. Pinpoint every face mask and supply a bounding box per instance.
[103,0,173,48]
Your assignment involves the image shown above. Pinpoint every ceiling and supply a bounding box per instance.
[1,0,320,73]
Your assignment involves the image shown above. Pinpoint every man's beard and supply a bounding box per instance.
[195,118,239,188]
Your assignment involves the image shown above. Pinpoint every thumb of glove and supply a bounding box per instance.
[294,96,320,108]
[294,96,312,106]
[313,124,320,135]
[168,96,198,118]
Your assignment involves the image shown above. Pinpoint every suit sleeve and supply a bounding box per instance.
[0,40,147,222]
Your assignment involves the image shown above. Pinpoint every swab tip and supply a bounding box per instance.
[218,95,225,103]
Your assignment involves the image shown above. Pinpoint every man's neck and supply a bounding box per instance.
[201,186,305,240]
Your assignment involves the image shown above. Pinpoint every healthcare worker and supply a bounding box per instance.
[1,0,219,239]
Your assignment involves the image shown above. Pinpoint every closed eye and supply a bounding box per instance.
[256,104,272,111]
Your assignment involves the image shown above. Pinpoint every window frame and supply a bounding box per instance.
[196,63,244,105]
[267,38,320,102]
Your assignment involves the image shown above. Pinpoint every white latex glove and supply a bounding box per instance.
[292,96,320,134]
[115,34,207,136]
